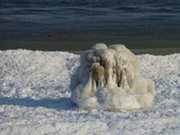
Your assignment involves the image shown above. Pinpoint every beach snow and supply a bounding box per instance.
[0,49,180,135]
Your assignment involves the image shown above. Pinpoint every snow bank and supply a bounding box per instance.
[0,49,180,135]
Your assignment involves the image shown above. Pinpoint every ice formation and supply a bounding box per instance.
[71,43,156,111]
[0,49,180,135]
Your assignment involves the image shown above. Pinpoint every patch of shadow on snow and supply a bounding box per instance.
[0,97,77,110]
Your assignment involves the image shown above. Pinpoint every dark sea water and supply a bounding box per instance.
[0,0,180,51]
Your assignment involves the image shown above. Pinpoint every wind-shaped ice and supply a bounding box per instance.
[70,43,156,111]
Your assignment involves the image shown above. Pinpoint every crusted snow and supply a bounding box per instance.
[0,49,180,135]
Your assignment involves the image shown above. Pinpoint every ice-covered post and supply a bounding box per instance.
[70,43,156,111]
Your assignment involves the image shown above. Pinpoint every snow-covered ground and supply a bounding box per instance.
[0,49,180,135]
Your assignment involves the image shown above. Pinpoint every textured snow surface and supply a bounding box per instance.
[0,50,180,135]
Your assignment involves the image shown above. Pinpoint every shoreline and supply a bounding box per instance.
[1,38,180,48]
[1,39,180,55]
[70,48,180,55]
[0,45,180,56]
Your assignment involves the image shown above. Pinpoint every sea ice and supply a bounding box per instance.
[0,49,180,135]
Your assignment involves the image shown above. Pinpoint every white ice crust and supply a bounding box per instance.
[0,49,180,135]
[71,44,156,111]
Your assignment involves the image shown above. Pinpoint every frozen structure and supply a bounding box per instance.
[70,43,156,111]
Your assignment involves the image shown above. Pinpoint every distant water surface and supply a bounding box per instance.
[0,1,180,50]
